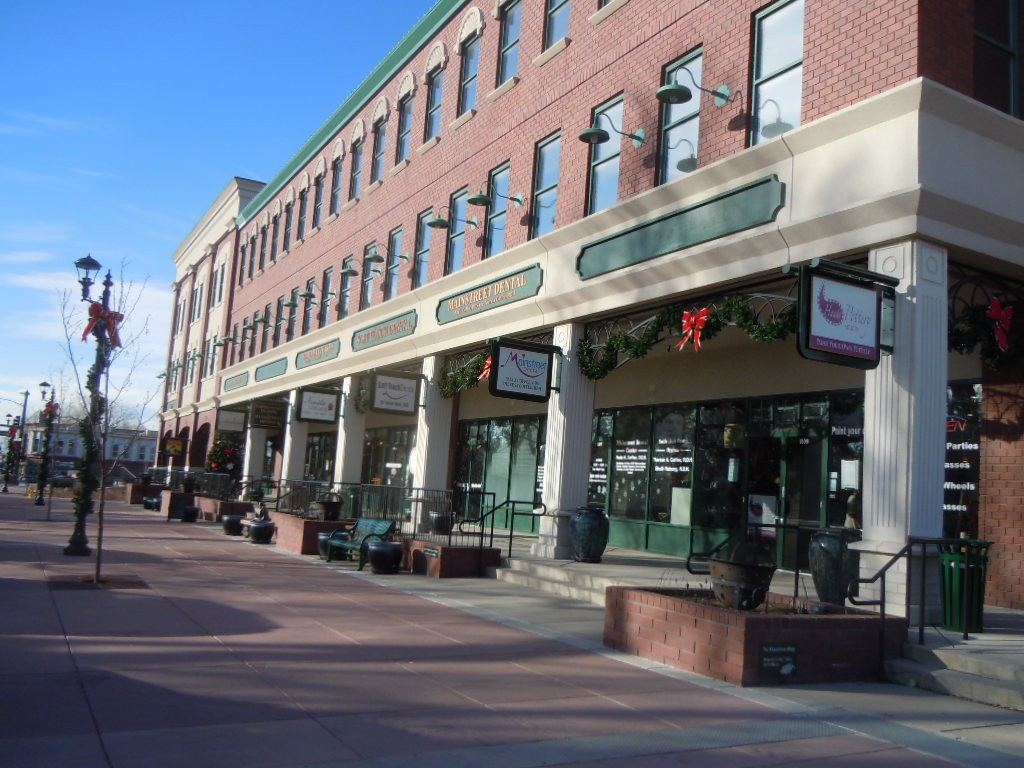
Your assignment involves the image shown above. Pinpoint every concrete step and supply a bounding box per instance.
[886,657,1024,712]
[901,639,1024,685]
[494,565,607,606]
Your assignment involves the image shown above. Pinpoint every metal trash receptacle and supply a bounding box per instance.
[939,539,992,633]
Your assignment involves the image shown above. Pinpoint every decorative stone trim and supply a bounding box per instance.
[342,199,359,212]
[416,136,441,155]
[458,7,485,42]
[425,42,447,74]
[397,70,417,100]
[487,76,519,102]
[366,180,382,196]
[372,96,390,123]
[350,119,365,145]
[451,108,476,131]
[589,0,630,25]
[533,36,570,67]
[390,159,410,176]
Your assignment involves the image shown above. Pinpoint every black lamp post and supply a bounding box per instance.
[65,254,119,557]
[2,414,12,493]
[35,381,57,507]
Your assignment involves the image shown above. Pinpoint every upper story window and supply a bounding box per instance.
[660,53,702,184]
[498,0,522,84]
[586,98,624,215]
[339,257,355,319]
[975,0,1023,116]
[545,0,571,50]
[384,227,403,301]
[260,303,272,353]
[297,188,309,240]
[286,288,298,342]
[215,263,226,304]
[360,244,377,310]
[270,214,280,262]
[283,203,294,251]
[230,323,239,365]
[273,295,285,347]
[247,234,257,280]
[248,315,258,358]
[258,226,268,271]
[424,67,444,141]
[531,133,561,238]
[319,268,334,328]
[302,279,316,335]
[371,119,388,183]
[445,189,473,275]
[413,210,432,289]
[484,164,511,258]
[329,157,344,214]
[349,140,364,201]
[237,247,246,287]
[752,0,804,146]
[312,174,325,229]
[396,96,414,163]
[459,34,481,115]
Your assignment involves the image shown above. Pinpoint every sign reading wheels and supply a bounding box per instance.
[352,311,417,352]
[437,264,543,324]
[487,337,560,403]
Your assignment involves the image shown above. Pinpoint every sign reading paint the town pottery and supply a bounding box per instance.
[371,373,420,414]
[437,265,543,324]
[487,337,560,403]
[298,388,340,422]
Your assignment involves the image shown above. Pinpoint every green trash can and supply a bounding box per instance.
[938,539,992,633]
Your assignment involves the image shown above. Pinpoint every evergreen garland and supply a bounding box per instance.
[438,353,489,399]
[578,295,798,381]
[950,303,1022,371]
[71,359,103,520]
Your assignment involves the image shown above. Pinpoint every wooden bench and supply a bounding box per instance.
[324,518,397,570]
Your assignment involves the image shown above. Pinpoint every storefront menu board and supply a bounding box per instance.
[370,373,420,414]
[298,388,340,422]
[487,338,559,403]
[798,262,895,370]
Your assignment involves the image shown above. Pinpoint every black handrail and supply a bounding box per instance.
[476,499,547,558]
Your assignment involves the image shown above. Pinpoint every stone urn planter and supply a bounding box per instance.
[570,505,610,563]
[366,540,404,574]
[222,515,244,536]
[707,539,777,611]
[248,519,275,544]
[317,494,344,522]
[808,527,862,604]
[429,509,454,535]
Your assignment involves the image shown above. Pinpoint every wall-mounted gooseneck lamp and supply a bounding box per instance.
[757,98,793,139]
[668,137,698,173]
[656,66,732,107]
[339,264,360,279]
[468,188,527,208]
[426,205,479,230]
[578,111,646,148]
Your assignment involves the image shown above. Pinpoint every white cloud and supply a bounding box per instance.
[0,250,51,264]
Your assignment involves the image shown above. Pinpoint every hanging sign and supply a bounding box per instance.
[298,389,340,423]
[370,373,420,414]
[487,337,560,403]
[798,262,896,370]
[163,437,187,458]
[251,401,287,430]
[216,410,246,432]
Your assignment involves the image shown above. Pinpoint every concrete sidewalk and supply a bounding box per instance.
[2,488,1023,768]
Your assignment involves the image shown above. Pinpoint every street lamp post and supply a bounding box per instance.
[2,414,12,493]
[35,381,58,507]
[65,254,121,557]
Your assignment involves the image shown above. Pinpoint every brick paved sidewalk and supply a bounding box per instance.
[1,490,1021,768]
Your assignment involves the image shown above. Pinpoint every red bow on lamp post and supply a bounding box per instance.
[43,401,59,419]
[477,355,492,380]
[676,307,711,351]
[81,301,124,348]
[986,297,1014,353]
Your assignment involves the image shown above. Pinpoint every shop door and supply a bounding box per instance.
[303,433,335,481]
[777,434,827,570]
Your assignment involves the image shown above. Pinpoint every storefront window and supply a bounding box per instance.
[609,409,651,520]
[649,405,696,524]
[827,391,863,528]
[944,381,982,537]
[361,426,414,486]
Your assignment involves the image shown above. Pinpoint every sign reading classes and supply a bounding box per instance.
[798,262,896,370]
[487,337,560,403]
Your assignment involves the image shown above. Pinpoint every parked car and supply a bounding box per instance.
[50,472,75,488]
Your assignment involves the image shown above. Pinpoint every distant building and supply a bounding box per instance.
[23,413,158,483]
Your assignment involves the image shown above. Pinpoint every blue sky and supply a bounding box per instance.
[0,0,437,424]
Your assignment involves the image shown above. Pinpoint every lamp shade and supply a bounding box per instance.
[468,190,492,207]
[74,254,102,283]
[578,125,610,145]
[656,82,693,104]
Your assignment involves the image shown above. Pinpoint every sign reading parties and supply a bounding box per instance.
[487,337,560,403]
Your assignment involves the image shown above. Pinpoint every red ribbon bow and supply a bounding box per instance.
[986,297,1014,353]
[677,308,710,351]
[478,355,492,381]
[82,301,124,348]
[43,401,59,419]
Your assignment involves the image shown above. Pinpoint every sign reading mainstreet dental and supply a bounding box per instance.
[487,338,560,403]
[370,373,420,414]
[798,263,895,370]
[296,338,341,369]
[352,311,417,352]
[298,388,340,423]
[436,264,543,324]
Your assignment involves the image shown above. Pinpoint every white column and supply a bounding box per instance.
[243,426,266,481]
[333,376,366,485]
[535,322,596,559]
[410,356,453,491]
[280,389,308,481]
[858,240,947,615]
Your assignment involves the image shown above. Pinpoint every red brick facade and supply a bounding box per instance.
[980,366,1024,610]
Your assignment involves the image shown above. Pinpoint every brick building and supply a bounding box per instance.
[160,1,1024,610]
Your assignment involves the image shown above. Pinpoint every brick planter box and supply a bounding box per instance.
[270,511,346,556]
[124,483,167,504]
[159,491,195,520]
[195,496,254,522]
[604,587,907,687]
[407,539,502,578]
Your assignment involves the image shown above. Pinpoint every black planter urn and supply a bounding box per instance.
[366,540,404,574]
[570,506,610,563]
[248,519,275,544]
[808,527,862,604]
[429,509,454,535]
[222,515,244,536]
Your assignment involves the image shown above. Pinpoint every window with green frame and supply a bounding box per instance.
[751,0,804,146]
[586,98,623,214]
[659,52,702,184]
[975,0,1023,116]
